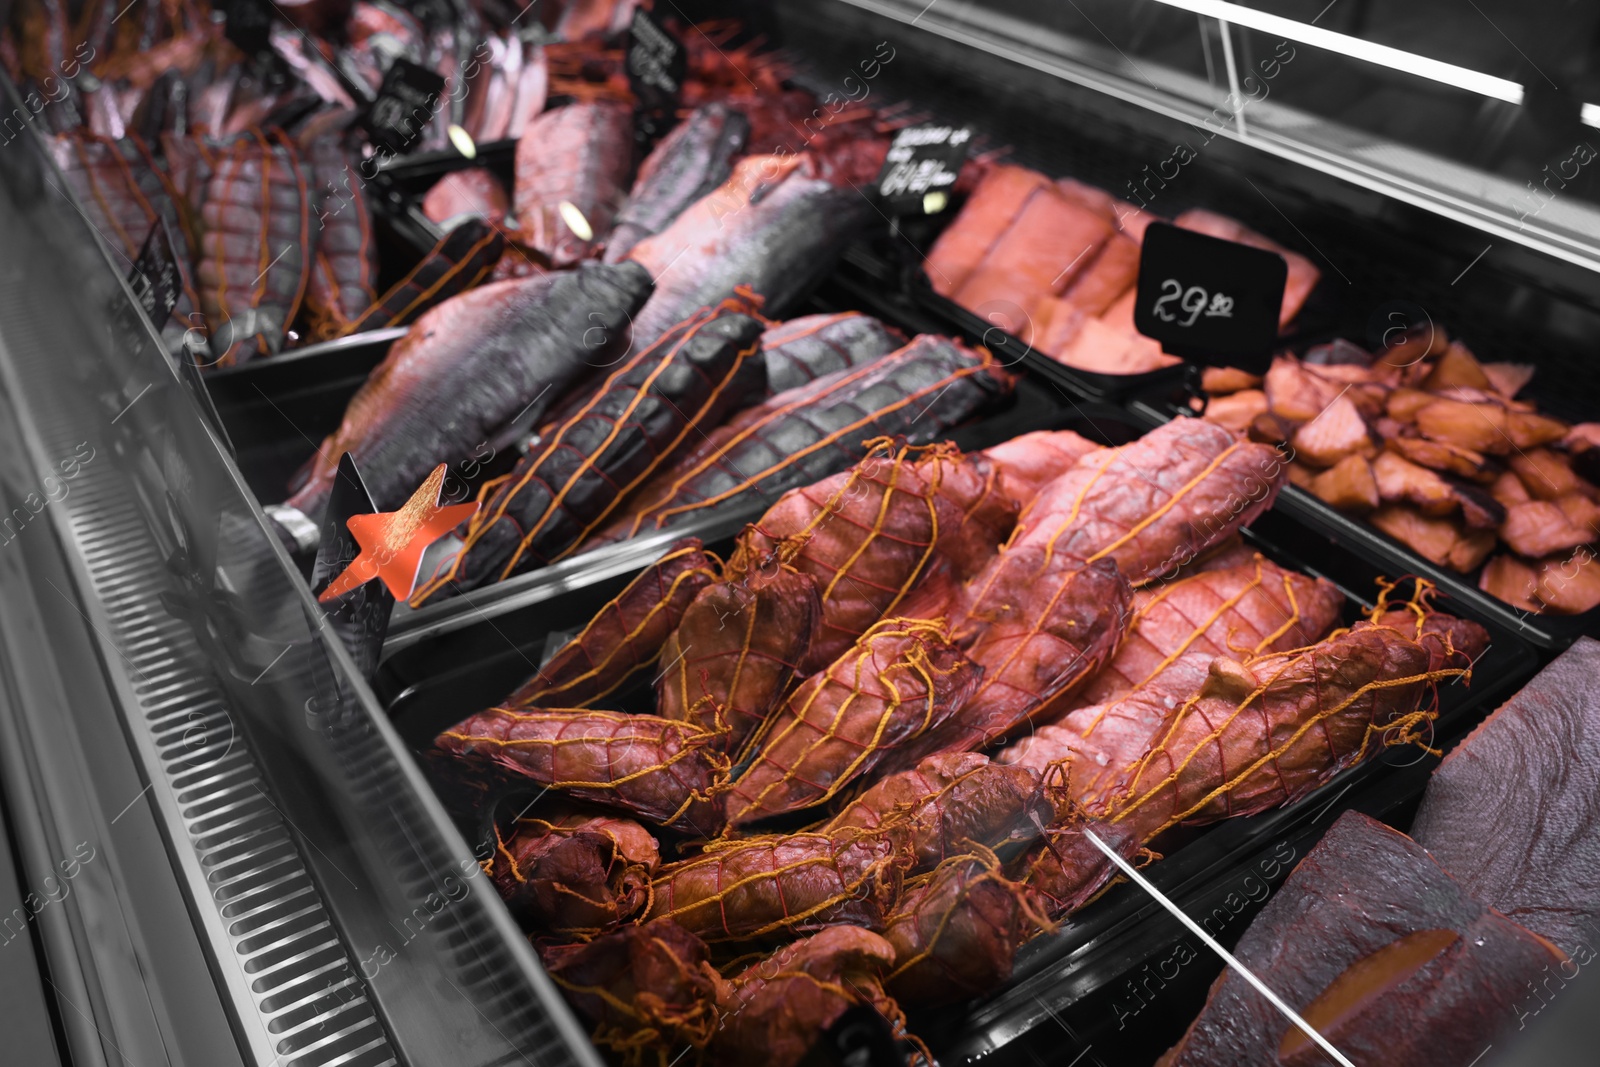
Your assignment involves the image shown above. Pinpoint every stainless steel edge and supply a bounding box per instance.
[0,273,394,1064]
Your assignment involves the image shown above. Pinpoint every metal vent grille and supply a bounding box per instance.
[57,459,401,1067]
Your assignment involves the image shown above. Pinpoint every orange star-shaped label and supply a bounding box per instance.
[317,464,478,603]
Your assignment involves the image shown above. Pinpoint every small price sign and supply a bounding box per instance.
[363,57,446,154]
[875,124,970,215]
[1133,222,1287,371]
[128,219,181,328]
[218,0,274,58]
[627,8,686,114]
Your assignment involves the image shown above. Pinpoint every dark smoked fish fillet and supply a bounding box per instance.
[1074,555,1344,707]
[1158,811,1563,1067]
[760,312,907,396]
[343,217,506,334]
[1410,637,1600,958]
[414,303,766,599]
[287,261,652,518]
[596,335,1012,543]
[1011,418,1287,586]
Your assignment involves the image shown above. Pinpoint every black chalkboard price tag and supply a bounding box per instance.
[363,57,446,154]
[218,0,274,58]
[310,454,394,680]
[128,219,181,328]
[626,8,686,117]
[875,124,971,215]
[1133,222,1287,372]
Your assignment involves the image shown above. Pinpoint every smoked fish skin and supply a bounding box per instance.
[287,261,652,517]
[1410,637,1600,958]
[1010,417,1287,586]
[1158,812,1563,1067]
[504,539,718,710]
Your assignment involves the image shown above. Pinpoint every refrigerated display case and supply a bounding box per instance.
[3,1,1600,1066]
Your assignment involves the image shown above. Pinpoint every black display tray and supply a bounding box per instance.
[1129,392,1600,653]
[376,400,1537,1067]
[929,494,1536,1067]
[837,236,1187,404]
[205,327,406,506]
[377,385,1124,722]
[377,137,517,195]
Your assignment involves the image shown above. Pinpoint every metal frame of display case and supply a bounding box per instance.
[5,1,1600,1066]
[0,75,605,1067]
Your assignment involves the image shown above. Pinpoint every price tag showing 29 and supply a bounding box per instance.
[1151,280,1235,327]
[1133,223,1287,372]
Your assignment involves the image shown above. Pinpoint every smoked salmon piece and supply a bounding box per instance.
[1203,389,1268,434]
[1059,231,1141,315]
[951,183,1114,310]
[1290,395,1376,467]
[1372,450,1457,515]
[1477,553,1542,611]
[1508,447,1590,500]
[980,429,1101,506]
[1309,454,1380,512]
[1388,435,1491,481]
[1201,366,1263,394]
[1499,500,1593,559]
[1370,506,1496,571]
[1411,638,1600,957]
[1158,812,1563,1067]
[924,164,1051,295]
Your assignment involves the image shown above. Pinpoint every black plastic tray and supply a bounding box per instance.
[377,137,517,195]
[929,492,1537,1067]
[838,198,1345,407]
[376,389,1134,731]
[378,399,1537,1067]
[1129,391,1600,653]
[205,327,406,505]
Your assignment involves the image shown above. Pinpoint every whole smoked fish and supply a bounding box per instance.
[604,102,750,263]
[626,153,875,347]
[416,302,765,598]
[285,261,652,520]
[515,100,634,266]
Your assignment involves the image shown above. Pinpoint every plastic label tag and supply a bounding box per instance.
[311,454,395,679]
[363,57,446,154]
[627,8,686,112]
[875,124,971,215]
[1134,222,1287,372]
[128,219,181,329]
